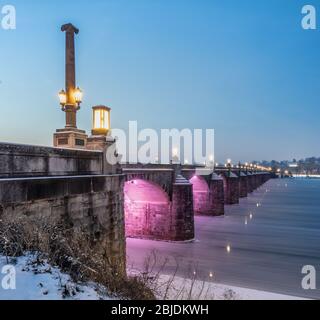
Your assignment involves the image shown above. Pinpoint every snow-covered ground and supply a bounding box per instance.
[0,254,112,300]
[0,253,308,300]
[157,275,308,300]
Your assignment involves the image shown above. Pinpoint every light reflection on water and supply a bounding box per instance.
[127,178,320,299]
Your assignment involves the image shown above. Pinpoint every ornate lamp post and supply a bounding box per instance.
[54,23,88,149]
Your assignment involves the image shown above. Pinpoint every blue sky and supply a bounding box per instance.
[0,0,319,162]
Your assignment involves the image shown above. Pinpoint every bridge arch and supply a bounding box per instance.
[124,171,173,198]
[189,175,210,215]
[124,179,171,239]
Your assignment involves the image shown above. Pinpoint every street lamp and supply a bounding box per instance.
[238,161,242,175]
[74,87,83,108]
[226,158,232,176]
[58,89,67,107]
[58,87,83,110]
[53,23,88,150]
[92,105,111,136]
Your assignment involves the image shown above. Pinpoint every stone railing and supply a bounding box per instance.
[0,142,103,178]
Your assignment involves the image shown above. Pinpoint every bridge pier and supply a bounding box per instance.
[208,173,225,216]
[220,172,240,205]
[246,172,255,193]
[171,175,195,241]
[238,172,249,198]
[123,172,195,242]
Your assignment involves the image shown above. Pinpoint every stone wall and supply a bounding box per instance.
[246,172,254,193]
[208,175,225,216]
[221,172,240,205]
[124,175,194,241]
[123,168,174,198]
[171,176,194,241]
[0,174,126,274]
[239,174,249,198]
[0,142,103,178]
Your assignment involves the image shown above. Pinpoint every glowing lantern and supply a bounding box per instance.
[92,105,111,135]
[74,87,83,106]
[58,89,67,106]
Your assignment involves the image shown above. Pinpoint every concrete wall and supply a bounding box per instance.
[0,174,126,274]
[0,142,103,178]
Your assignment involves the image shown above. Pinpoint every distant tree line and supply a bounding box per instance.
[255,157,320,175]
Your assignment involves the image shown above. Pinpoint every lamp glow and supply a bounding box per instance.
[172,147,178,157]
[74,87,83,106]
[92,105,111,135]
[58,89,67,106]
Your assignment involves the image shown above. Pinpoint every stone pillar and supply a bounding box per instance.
[252,173,258,190]
[86,135,120,174]
[239,172,248,198]
[171,175,195,241]
[220,172,240,205]
[208,173,224,216]
[246,172,254,193]
[62,23,79,128]
[54,23,88,149]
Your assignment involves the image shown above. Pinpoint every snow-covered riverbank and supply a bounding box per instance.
[0,253,308,300]
[157,275,307,300]
[0,254,112,300]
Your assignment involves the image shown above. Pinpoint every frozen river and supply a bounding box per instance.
[127,178,320,299]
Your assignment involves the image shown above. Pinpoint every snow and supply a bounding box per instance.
[0,254,112,300]
[156,275,308,300]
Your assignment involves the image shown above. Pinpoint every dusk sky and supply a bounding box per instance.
[0,0,319,162]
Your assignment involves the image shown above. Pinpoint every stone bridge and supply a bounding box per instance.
[0,142,272,276]
[122,163,271,241]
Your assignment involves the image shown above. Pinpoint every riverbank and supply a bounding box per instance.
[156,275,307,300]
